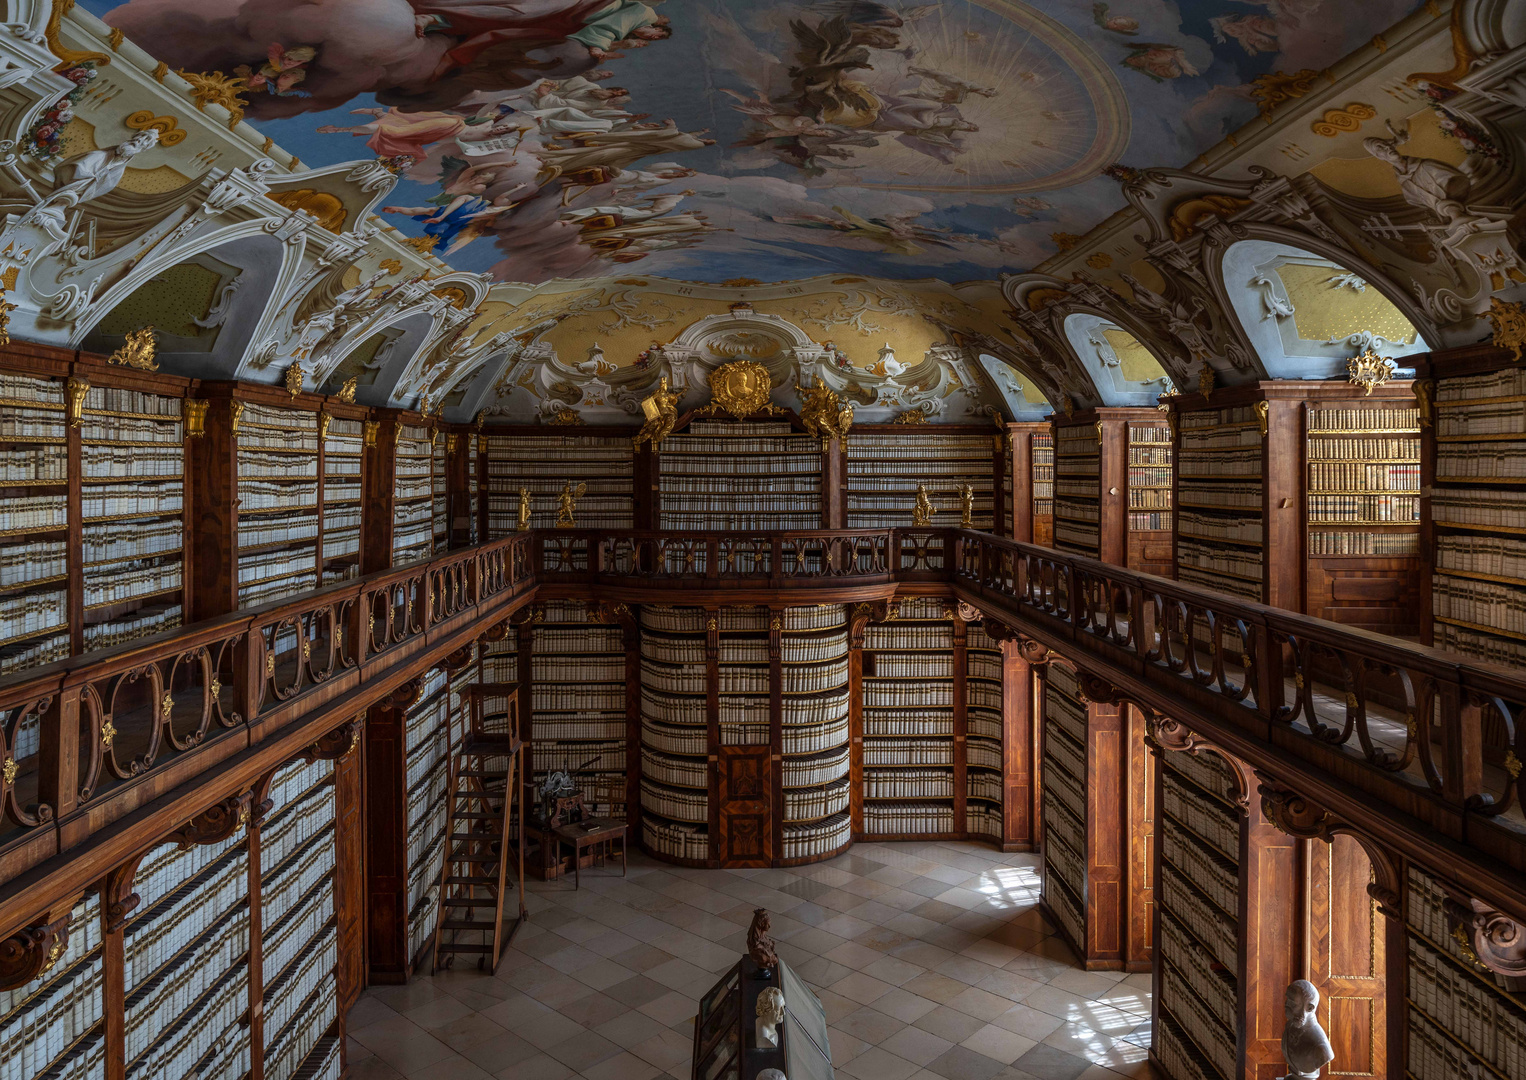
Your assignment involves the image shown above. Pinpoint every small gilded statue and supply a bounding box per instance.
[1280,980,1334,1079]
[554,480,587,528]
[633,376,681,450]
[912,483,936,527]
[958,481,975,527]
[747,908,778,973]
[516,487,532,532]
[795,381,854,445]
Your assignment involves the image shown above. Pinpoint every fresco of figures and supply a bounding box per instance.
[84,0,1421,283]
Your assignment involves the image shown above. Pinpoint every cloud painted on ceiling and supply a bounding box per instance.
[85,0,1418,284]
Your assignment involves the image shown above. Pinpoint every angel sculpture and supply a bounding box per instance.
[516,486,532,532]
[912,483,936,527]
[555,480,587,528]
[633,376,681,450]
[958,481,975,527]
[795,381,855,445]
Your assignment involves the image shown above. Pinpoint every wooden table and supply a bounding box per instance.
[552,817,628,889]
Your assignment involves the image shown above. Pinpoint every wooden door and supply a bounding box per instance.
[1308,835,1386,1079]
[717,746,771,866]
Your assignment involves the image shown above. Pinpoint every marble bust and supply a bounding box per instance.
[756,986,785,1049]
[1282,980,1335,1079]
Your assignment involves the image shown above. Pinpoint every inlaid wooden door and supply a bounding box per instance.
[1308,834,1386,1079]
[717,746,771,867]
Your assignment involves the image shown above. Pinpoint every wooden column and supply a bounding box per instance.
[1240,789,1299,1079]
[444,427,472,548]
[1262,393,1304,614]
[361,411,398,574]
[1124,703,1153,971]
[1083,693,1126,969]
[633,440,658,530]
[1008,425,1035,542]
[333,738,366,1013]
[821,438,845,529]
[847,607,867,839]
[186,390,240,621]
[362,689,410,984]
[1000,642,1038,851]
[516,619,536,782]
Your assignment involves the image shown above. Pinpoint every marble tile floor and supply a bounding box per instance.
[346,841,1157,1080]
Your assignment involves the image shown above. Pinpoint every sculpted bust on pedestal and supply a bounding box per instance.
[1281,979,1335,1079]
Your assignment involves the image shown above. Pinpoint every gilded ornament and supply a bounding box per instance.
[516,487,532,532]
[368,611,375,636]
[912,483,936,527]
[554,480,587,528]
[265,653,275,677]
[1,758,15,786]
[707,617,718,632]
[1346,350,1396,395]
[334,627,342,649]
[1062,394,1075,418]
[229,400,245,435]
[1254,400,1269,437]
[707,360,773,419]
[1197,365,1215,399]
[44,0,111,67]
[633,377,681,450]
[891,409,928,425]
[177,68,249,129]
[108,327,159,371]
[301,639,311,659]
[958,481,975,528]
[39,940,63,977]
[446,434,459,455]
[1414,379,1435,429]
[337,376,358,403]
[101,720,116,750]
[1311,102,1376,138]
[317,412,331,440]
[107,27,124,51]
[209,678,221,699]
[362,420,378,449]
[401,234,440,255]
[1506,750,1523,781]
[1250,68,1322,119]
[182,398,208,438]
[161,694,172,719]
[65,376,89,428]
[795,382,854,445]
[124,110,187,147]
[1486,298,1526,361]
[284,361,304,397]
[545,407,585,426]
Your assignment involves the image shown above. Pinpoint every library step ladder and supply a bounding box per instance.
[432,682,527,973]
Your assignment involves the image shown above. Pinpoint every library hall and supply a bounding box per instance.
[2,1,1526,1079]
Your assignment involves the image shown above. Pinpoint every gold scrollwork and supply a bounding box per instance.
[1310,102,1376,138]
[101,720,117,750]
[1254,400,1269,437]
[124,110,188,147]
[706,360,773,419]
[183,399,209,438]
[284,362,304,397]
[1486,298,1526,362]
[108,327,158,371]
[230,400,245,435]
[1,758,15,786]
[65,376,89,428]
[1347,350,1397,395]
[362,420,378,449]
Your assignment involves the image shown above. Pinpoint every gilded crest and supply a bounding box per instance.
[707,360,773,419]
[1486,298,1526,362]
[337,377,357,403]
[108,327,159,371]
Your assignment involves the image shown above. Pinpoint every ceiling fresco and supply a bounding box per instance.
[80,0,1420,286]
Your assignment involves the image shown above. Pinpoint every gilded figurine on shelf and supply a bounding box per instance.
[516,487,532,532]
[633,376,681,450]
[554,480,587,528]
[795,381,854,446]
[958,481,975,527]
[912,483,936,527]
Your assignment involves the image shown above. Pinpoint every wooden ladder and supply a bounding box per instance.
[432,682,526,973]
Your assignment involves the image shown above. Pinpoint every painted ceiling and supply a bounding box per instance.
[81,0,1419,286]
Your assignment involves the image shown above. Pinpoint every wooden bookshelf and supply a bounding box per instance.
[659,419,821,531]
[965,620,1004,842]
[480,429,636,536]
[638,606,711,864]
[847,426,996,529]
[529,601,627,805]
[1127,419,1174,577]
[1003,422,1051,543]
[779,605,851,864]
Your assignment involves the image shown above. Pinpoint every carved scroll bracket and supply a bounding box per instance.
[302,717,363,764]
[1257,775,1403,918]
[0,910,72,991]
[1444,895,1526,984]
[172,791,254,849]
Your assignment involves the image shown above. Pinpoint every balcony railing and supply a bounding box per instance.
[2,526,1525,909]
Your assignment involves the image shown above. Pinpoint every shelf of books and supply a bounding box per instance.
[1052,421,1101,558]
[465,431,480,545]
[1422,350,1526,665]
[659,420,820,531]
[1128,420,1173,577]
[403,666,450,969]
[1306,398,1420,635]
[1032,430,1054,546]
[480,431,634,536]
[1153,744,1244,1080]
[1174,404,1265,604]
[718,606,770,747]
[1040,662,1088,953]
[531,601,626,806]
[965,620,1004,841]
[780,605,851,862]
[259,755,340,1080]
[860,596,956,839]
[639,606,710,863]
[0,890,104,1079]
[430,434,449,555]
[1405,865,1526,1080]
[0,371,72,675]
[320,414,363,588]
[846,429,993,529]
[235,402,319,609]
[392,423,433,566]
[122,827,251,1080]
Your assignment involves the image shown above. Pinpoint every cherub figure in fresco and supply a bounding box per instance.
[317,105,466,161]
[236,43,317,98]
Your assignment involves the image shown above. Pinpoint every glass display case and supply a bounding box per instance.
[692,956,834,1080]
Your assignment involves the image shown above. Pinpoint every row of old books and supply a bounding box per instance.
[0,893,102,1080]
